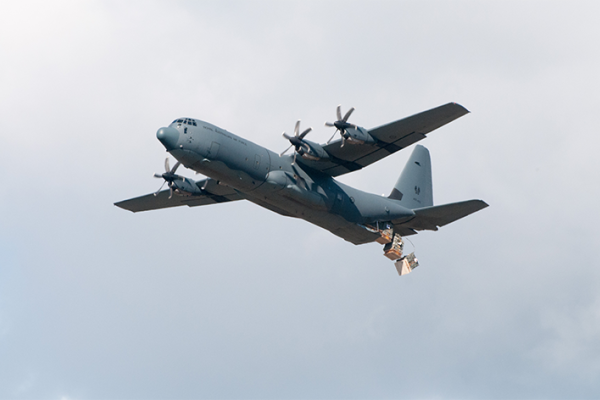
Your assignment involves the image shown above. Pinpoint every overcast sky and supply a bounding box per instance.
[1,1,600,399]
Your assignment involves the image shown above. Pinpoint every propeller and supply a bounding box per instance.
[153,157,186,199]
[279,120,312,165]
[325,105,356,147]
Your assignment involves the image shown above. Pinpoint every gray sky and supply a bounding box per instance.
[1,1,600,398]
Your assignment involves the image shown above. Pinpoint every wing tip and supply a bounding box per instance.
[476,199,490,209]
[450,102,470,114]
[114,202,137,212]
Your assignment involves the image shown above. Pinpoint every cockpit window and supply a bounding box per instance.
[172,118,197,126]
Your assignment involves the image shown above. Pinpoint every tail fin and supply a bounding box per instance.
[389,145,433,209]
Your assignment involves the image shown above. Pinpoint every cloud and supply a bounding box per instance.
[1,1,600,398]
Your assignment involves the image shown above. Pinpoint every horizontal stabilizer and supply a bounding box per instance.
[393,199,488,234]
[115,178,244,212]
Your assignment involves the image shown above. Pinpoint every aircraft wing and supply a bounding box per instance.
[392,199,489,236]
[114,178,244,213]
[300,103,469,177]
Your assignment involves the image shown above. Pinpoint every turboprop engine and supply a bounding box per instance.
[280,120,330,164]
[153,158,204,198]
[325,105,376,147]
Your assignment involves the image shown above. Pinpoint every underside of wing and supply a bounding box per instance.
[392,199,488,236]
[114,178,244,213]
[299,103,469,177]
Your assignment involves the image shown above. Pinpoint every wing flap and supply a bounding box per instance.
[114,178,244,213]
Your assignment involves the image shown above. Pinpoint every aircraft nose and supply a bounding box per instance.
[156,127,180,151]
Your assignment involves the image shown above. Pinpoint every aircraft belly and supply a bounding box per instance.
[245,188,380,245]
[303,210,381,245]
[260,170,328,212]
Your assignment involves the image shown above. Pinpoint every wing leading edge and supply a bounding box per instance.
[114,178,244,213]
[299,102,469,177]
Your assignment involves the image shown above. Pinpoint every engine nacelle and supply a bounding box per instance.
[171,178,204,196]
[297,139,330,161]
[344,126,376,145]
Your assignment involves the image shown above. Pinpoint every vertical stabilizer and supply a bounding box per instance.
[389,145,433,209]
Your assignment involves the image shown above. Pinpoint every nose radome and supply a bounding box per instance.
[156,127,179,150]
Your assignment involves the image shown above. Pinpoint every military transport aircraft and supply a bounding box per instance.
[115,103,488,275]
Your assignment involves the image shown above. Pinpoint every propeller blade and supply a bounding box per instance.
[342,107,355,122]
[294,120,300,137]
[164,158,170,173]
[298,127,312,140]
[168,187,174,199]
[153,173,163,178]
[154,180,167,196]
[325,121,335,127]
[292,152,297,165]
[280,144,293,157]
[336,105,342,121]
[327,129,338,144]
[171,161,181,174]
[341,136,346,148]
[281,121,311,158]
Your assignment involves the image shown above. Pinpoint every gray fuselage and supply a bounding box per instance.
[160,118,414,244]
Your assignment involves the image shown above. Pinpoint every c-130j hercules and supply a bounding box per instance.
[115,103,488,275]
